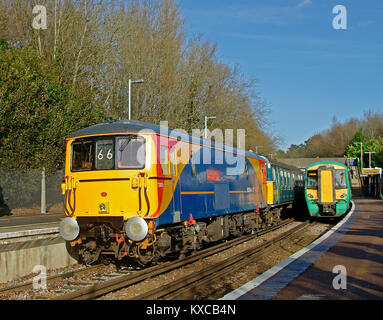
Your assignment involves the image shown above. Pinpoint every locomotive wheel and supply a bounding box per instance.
[137,243,158,266]
[272,208,281,225]
[80,247,101,266]
[100,255,112,265]
[81,249,96,266]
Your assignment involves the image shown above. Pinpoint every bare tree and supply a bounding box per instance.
[1,0,278,157]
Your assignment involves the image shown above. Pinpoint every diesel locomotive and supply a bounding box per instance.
[59,120,304,265]
[304,160,351,217]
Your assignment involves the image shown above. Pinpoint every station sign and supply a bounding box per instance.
[361,168,382,175]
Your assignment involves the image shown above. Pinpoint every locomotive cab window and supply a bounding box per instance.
[116,136,145,169]
[307,171,318,188]
[72,141,93,171]
[335,169,347,188]
[96,139,114,170]
[71,135,146,171]
[190,151,197,177]
[170,149,177,176]
[160,146,169,175]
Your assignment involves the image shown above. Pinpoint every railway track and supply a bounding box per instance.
[134,220,312,300]
[1,218,308,300]
[0,264,108,297]
[53,218,298,300]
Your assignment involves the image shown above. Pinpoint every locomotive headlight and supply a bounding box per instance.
[59,217,80,241]
[340,193,347,198]
[124,217,148,242]
[99,203,106,211]
[308,193,314,199]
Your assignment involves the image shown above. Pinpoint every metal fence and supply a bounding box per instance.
[0,169,64,216]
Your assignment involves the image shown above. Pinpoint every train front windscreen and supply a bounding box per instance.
[71,135,146,172]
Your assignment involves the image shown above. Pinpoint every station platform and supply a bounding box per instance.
[0,212,75,283]
[222,198,383,300]
[0,213,63,239]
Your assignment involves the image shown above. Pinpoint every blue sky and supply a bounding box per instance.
[177,0,383,150]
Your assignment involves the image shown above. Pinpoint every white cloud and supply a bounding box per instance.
[298,0,312,8]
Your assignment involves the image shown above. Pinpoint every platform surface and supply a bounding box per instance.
[274,198,383,299]
[222,198,383,300]
[0,213,63,238]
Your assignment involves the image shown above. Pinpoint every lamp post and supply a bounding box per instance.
[254,146,263,154]
[128,77,144,120]
[41,167,46,214]
[355,142,363,171]
[204,116,216,139]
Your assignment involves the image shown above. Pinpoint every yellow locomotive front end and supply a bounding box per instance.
[59,131,159,265]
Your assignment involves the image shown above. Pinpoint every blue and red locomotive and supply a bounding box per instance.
[59,120,304,265]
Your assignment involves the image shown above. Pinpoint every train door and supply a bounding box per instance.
[271,166,275,203]
[170,148,182,222]
[274,167,280,204]
[318,166,335,204]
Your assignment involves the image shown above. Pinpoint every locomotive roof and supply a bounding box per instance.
[67,119,269,161]
[269,159,304,174]
[306,160,347,169]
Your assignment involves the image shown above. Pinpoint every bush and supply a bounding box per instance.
[0,48,104,174]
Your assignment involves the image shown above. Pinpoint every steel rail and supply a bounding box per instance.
[0,264,105,296]
[134,220,311,300]
[54,218,295,300]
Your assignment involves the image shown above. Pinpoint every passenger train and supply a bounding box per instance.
[59,119,304,265]
[304,160,351,218]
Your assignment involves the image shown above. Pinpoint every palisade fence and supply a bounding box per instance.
[0,168,64,216]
